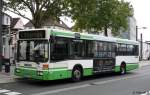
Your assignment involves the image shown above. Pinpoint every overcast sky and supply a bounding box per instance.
[127,0,150,41]
[6,0,150,41]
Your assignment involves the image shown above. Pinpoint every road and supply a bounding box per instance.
[1,66,150,95]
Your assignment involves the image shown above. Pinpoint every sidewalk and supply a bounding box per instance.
[0,65,19,83]
[139,60,150,67]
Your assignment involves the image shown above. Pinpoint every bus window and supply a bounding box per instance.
[86,40,94,58]
[117,44,127,56]
[133,45,139,56]
[50,37,69,61]
[17,40,48,62]
[50,37,95,61]
[72,39,87,59]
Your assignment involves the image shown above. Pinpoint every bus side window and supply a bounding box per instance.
[50,37,69,61]
[133,45,139,56]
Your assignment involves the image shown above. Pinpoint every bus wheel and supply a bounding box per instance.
[120,63,126,75]
[72,66,82,82]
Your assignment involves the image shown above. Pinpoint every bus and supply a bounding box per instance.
[15,29,139,81]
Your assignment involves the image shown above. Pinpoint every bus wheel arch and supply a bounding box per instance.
[120,62,126,75]
[72,64,83,82]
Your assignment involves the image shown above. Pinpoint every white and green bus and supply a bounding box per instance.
[15,29,139,81]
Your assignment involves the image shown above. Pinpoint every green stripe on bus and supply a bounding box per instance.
[126,63,139,71]
[50,30,94,40]
[116,39,139,45]
[50,31,74,38]
[114,66,120,72]
[15,68,49,80]
[15,67,93,80]
[15,67,71,80]
[81,35,94,40]
[114,63,139,72]
[83,68,93,76]
[48,69,72,80]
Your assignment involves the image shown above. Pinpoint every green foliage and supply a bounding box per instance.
[68,0,133,36]
[5,0,133,35]
[66,0,97,32]
[5,0,67,28]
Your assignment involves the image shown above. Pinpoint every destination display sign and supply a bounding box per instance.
[19,30,46,39]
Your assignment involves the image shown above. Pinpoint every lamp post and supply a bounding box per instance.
[140,33,143,61]
[136,26,147,61]
[0,0,3,71]
[136,26,147,41]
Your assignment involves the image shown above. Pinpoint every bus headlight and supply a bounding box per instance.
[37,71,43,76]
[15,68,20,73]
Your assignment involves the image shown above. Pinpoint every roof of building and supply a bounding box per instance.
[24,18,70,30]
[3,12,11,18]
[24,21,33,27]
[11,18,20,28]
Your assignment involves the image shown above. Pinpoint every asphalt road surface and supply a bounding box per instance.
[1,66,150,95]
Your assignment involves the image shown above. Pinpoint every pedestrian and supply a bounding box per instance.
[4,59,10,73]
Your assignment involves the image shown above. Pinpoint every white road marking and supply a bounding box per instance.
[32,84,90,95]
[0,88,22,95]
[141,94,147,95]
[32,72,150,95]
[4,92,22,95]
[0,89,10,93]
[140,91,150,95]
[141,92,148,95]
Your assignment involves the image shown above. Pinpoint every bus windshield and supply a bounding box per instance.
[17,40,48,62]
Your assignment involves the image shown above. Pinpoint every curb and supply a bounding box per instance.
[0,78,15,83]
[0,72,21,84]
[0,77,21,84]
[139,61,150,67]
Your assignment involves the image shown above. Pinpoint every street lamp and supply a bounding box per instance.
[0,0,3,71]
[136,26,147,41]
[136,26,147,61]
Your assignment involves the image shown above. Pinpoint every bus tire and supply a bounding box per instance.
[72,66,82,82]
[120,63,126,75]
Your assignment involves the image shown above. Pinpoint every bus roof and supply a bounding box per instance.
[19,28,47,32]
[50,29,139,45]
[19,28,139,45]
[50,29,116,42]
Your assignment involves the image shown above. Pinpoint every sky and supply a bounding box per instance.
[6,0,150,41]
[127,0,150,41]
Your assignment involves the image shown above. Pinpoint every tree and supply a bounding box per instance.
[4,0,67,28]
[4,0,133,35]
[68,0,133,36]
[66,0,97,32]
[103,0,133,36]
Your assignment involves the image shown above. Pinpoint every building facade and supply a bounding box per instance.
[1,13,24,64]
[142,41,150,60]
[119,17,137,40]
[2,13,11,62]
[10,18,24,64]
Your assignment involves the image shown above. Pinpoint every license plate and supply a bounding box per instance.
[24,75,30,78]
[24,64,32,67]
[24,71,30,78]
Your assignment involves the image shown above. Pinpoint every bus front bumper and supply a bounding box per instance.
[15,67,71,80]
[15,68,49,80]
